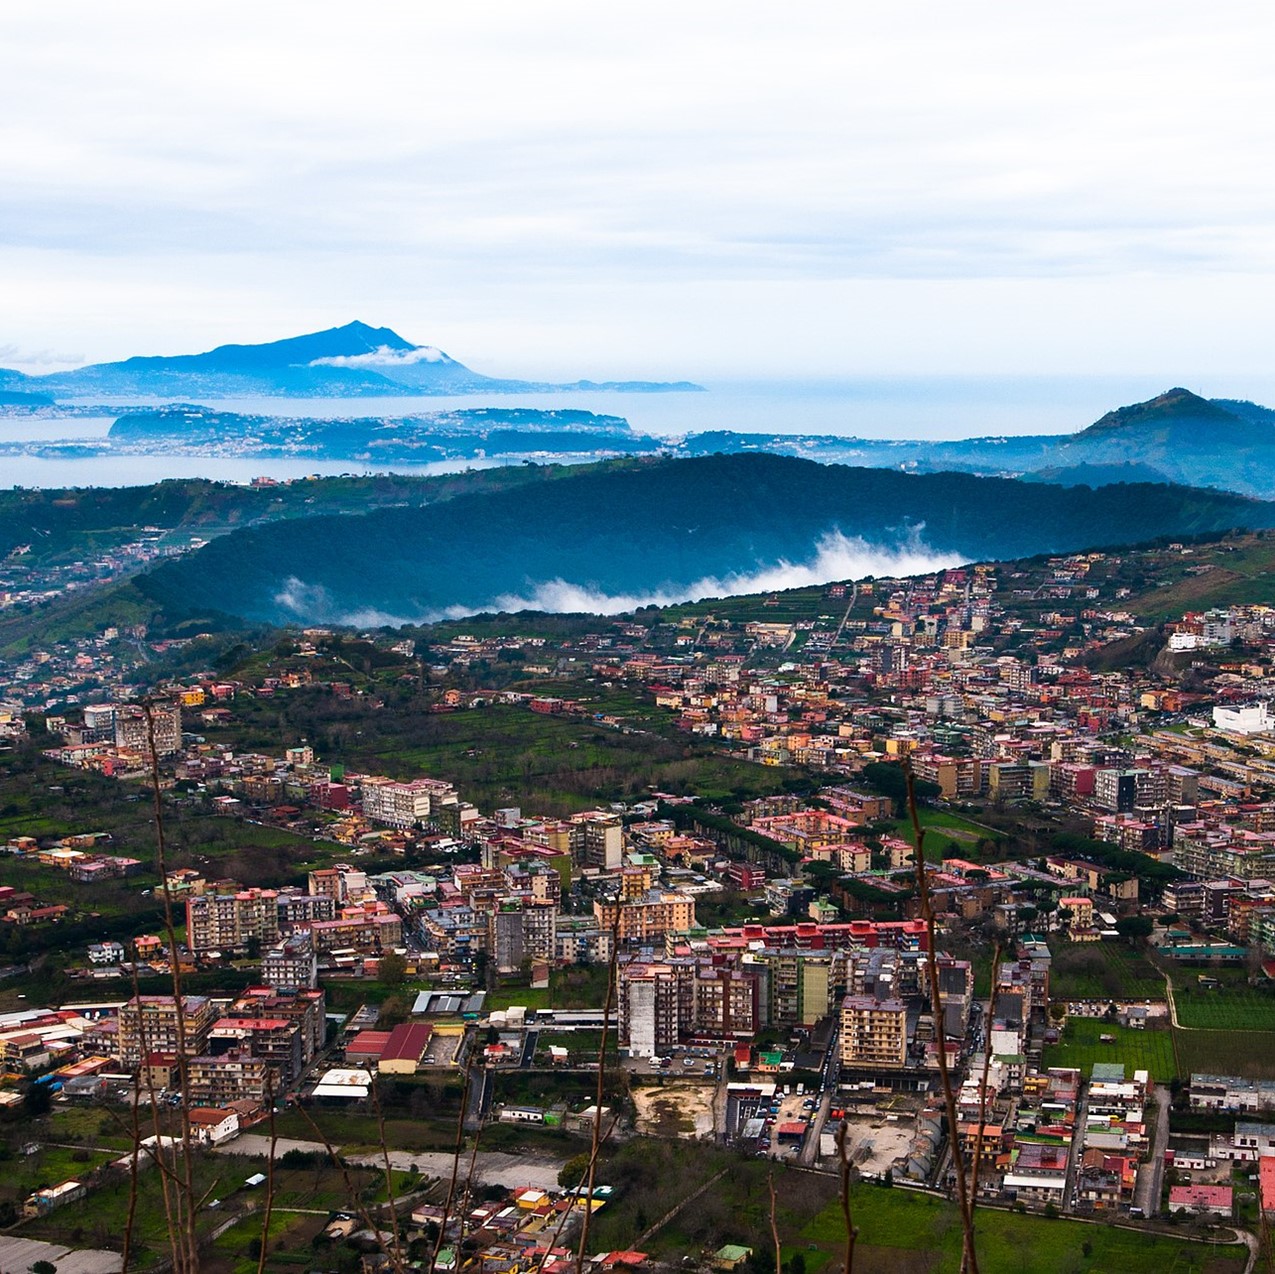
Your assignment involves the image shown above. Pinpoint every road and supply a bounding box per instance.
[215,1135,567,1190]
[801,1021,840,1167]
[830,583,859,648]
[1133,1084,1172,1217]
[1061,1082,1089,1213]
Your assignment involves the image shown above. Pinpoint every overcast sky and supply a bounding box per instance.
[4,2,1275,382]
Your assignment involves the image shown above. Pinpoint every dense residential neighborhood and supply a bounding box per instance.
[6,544,1275,1269]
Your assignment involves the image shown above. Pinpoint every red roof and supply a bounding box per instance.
[1261,1158,1275,1214]
[380,1022,433,1063]
[1170,1184,1232,1210]
[346,1029,392,1059]
[776,1121,807,1137]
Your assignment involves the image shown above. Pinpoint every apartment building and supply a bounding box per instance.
[489,899,557,974]
[595,889,697,944]
[620,962,684,1057]
[118,995,217,1067]
[185,889,281,954]
[570,811,624,871]
[208,1016,304,1084]
[114,700,182,759]
[692,963,760,1037]
[187,1052,270,1105]
[277,891,337,930]
[233,987,326,1064]
[307,908,402,954]
[839,994,908,1071]
[361,776,458,829]
[262,933,319,990]
[758,949,839,1027]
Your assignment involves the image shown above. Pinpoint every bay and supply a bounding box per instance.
[1,372,1269,488]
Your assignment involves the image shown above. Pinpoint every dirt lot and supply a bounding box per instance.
[835,1113,916,1176]
[632,1080,718,1139]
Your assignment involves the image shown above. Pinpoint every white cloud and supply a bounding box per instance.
[308,345,450,369]
[271,529,961,627]
[4,3,1275,380]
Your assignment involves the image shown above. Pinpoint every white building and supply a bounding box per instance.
[1212,703,1272,735]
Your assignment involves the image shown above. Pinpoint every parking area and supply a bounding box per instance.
[727,1080,822,1159]
[624,1043,725,1079]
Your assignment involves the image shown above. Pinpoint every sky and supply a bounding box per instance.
[4,3,1275,384]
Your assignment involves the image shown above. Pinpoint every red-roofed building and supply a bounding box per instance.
[1169,1184,1233,1217]
[377,1022,433,1075]
[187,1107,241,1144]
[345,1029,392,1066]
[595,1252,649,1270]
[1261,1157,1275,1217]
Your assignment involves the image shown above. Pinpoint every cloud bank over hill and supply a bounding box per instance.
[272,529,960,627]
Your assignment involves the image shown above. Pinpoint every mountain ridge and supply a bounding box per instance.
[0,321,704,398]
[133,452,1275,628]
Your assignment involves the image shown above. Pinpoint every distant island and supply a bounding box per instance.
[0,320,706,399]
[24,385,1274,501]
[104,404,661,463]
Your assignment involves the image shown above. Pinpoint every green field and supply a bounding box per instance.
[888,809,1003,861]
[802,1184,1245,1274]
[1042,1016,1178,1082]
[19,1148,405,1262]
[1173,1027,1275,1080]
[1048,942,1169,1001]
[584,1134,1244,1274]
[207,687,807,816]
[1171,984,1275,1031]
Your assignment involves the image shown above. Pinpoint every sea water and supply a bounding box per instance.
[0,373,1268,488]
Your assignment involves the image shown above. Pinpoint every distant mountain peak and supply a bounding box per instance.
[1080,387,1238,436]
[0,322,701,398]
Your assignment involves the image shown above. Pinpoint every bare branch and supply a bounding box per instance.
[143,699,199,1272]
[904,759,979,1274]
[370,1069,408,1270]
[767,1172,782,1274]
[432,1048,476,1273]
[834,1121,858,1274]
[256,1070,278,1274]
[964,941,1001,1248]
[575,907,620,1274]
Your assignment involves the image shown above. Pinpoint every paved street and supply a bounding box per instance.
[216,1134,566,1191]
[1132,1084,1171,1216]
[1061,1083,1088,1213]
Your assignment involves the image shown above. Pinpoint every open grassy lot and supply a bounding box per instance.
[802,1184,1245,1274]
[1048,941,1168,1001]
[586,1138,840,1259]
[20,1148,401,1262]
[1171,983,1275,1031]
[1042,1016,1178,1082]
[586,1139,1241,1274]
[208,1208,325,1274]
[45,1104,139,1151]
[207,687,807,816]
[1173,1027,1275,1080]
[486,985,552,1011]
[270,1106,461,1155]
[888,809,1003,861]
[0,1142,118,1212]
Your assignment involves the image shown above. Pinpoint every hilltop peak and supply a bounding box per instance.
[1080,387,1238,436]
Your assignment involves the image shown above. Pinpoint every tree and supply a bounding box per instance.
[378,952,407,987]
[1115,915,1154,944]
[559,1152,590,1187]
[22,1084,51,1118]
